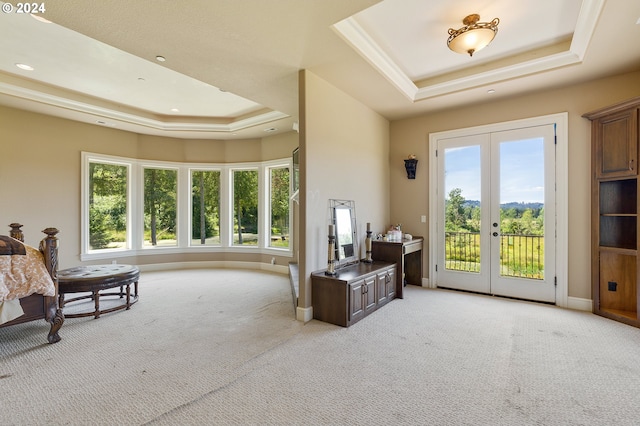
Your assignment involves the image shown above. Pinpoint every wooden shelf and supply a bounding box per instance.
[601,308,637,321]
[599,246,637,256]
[599,215,636,249]
[599,179,637,214]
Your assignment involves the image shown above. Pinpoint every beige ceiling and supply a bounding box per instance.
[0,0,639,140]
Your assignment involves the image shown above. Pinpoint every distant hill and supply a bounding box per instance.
[502,202,544,210]
[463,200,543,210]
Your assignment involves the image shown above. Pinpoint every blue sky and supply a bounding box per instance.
[444,138,545,204]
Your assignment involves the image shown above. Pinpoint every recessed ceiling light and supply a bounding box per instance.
[96,120,116,127]
[15,63,34,71]
[487,89,496,94]
[264,127,278,132]
[155,55,166,62]
[170,108,180,113]
[30,14,52,23]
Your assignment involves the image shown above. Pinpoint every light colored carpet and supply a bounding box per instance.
[2,269,640,425]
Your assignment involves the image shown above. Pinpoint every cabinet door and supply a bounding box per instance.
[595,108,638,178]
[349,279,365,324]
[385,267,396,300]
[364,275,377,314]
[376,267,396,306]
[376,270,388,305]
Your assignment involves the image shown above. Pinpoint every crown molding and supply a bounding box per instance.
[332,18,418,101]
[0,81,289,134]
[333,0,605,102]
[414,50,581,100]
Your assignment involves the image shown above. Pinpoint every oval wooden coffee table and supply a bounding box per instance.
[57,264,139,319]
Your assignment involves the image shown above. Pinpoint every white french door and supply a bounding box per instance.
[434,124,556,303]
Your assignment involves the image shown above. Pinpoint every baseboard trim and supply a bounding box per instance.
[567,296,592,312]
[297,306,313,322]
[137,261,288,275]
[420,279,593,312]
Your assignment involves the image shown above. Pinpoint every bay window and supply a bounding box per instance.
[81,152,291,260]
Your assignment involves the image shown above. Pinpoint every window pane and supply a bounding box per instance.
[144,168,177,247]
[191,170,220,246]
[89,162,128,250]
[269,167,290,248]
[233,169,258,246]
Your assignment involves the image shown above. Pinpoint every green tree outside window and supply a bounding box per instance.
[191,170,220,245]
[233,169,258,245]
[269,166,290,248]
[144,168,177,246]
[88,162,128,250]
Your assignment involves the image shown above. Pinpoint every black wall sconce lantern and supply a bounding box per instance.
[404,155,418,179]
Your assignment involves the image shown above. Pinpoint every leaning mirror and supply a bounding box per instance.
[329,199,358,268]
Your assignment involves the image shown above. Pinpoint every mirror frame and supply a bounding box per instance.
[329,199,359,268]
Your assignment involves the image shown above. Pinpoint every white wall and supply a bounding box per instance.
[298,70,390,320]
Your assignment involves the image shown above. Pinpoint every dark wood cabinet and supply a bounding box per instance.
[584,96,640,327]
[371,237,423,299]
[312,261,395,327]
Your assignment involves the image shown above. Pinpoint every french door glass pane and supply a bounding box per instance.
[499,138,544,279]
[191,170,220,246]
[444,145,481,273]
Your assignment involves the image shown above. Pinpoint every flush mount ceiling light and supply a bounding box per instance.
[447,14,500,57]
